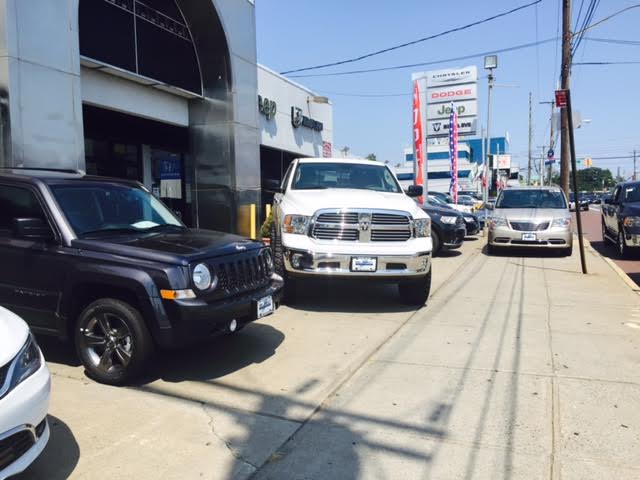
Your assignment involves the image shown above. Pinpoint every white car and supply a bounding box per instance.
[0,307,51,480]
[271,158,433,305]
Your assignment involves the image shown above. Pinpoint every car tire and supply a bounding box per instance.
[271,224,297,303]
[618,228,628,259]
[398,270,432,306]
[431,230,441,256]
[75,298,154,386]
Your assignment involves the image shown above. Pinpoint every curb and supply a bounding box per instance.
[582,236,640,293]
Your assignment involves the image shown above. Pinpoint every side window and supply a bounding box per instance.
[281,162,295,192]
[613,187,621,203]
[0,185,47,237]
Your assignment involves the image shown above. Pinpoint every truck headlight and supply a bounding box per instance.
[623,216,640,227]
[0,334,42,400]
[440,216,458,225]
[551,217,571,228]
[413,218,431,237]
[490,217,508,229]
[283,215,311,235]
[193,263,216,291]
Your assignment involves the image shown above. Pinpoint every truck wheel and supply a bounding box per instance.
[75,298,154,386]
[560,245,573,257]
[602,221,612,245]
[431,230,441,256]
[271,224,297,303]
[618,229,628,259]
[398,270,432,306]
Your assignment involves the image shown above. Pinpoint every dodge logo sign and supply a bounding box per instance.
[358,213,371,231]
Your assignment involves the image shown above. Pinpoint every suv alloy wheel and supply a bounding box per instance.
[618,229,628,259]
[75,298,154,385]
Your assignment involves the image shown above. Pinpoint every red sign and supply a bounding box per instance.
[413,81,424,202]
[322,141,332,158]
[555,89,568,107]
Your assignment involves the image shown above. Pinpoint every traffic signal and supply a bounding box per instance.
[584,157,593,167]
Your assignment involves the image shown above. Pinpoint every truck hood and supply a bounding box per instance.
[283,189,427,218]
[0,307,29,367]
[72,229,264,266]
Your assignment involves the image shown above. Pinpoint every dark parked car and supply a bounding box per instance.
[569,192,589,211]
[0,168,283,385]
[602,181,640,257]
[462,212,481,235]
[422,200,466,255]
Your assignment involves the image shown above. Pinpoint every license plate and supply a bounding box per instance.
[351,257,377,272]
[256,295,274,319]
[522,233,537,241]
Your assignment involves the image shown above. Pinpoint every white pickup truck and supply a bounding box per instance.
[271,158,433,305]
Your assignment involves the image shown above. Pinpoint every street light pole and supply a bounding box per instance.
[484,55,497,211]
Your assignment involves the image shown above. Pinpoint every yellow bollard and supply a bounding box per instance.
[250,204,256,240]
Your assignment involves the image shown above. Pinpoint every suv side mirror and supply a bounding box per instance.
[12,218,54,241]
[264,178,283,193]
[406,185,423,197]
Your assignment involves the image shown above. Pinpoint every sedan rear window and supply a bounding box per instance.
[496,190,567,209]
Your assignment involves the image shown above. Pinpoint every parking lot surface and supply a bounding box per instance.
[17,236,640,479]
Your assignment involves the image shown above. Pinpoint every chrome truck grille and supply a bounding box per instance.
[311,209,412,242]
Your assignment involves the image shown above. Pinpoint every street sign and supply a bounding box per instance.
[555,89,568,107]
[547,148,554,160]
[545,159,556,166]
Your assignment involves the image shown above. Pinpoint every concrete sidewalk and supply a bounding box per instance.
[254,241,640,479]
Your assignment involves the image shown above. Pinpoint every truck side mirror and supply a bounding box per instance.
[264,179,283,193]
[603,198,612,205]
[406,185,423,197]
[12,218,54,241]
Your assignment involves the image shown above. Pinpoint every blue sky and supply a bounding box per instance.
[256,0,640,178]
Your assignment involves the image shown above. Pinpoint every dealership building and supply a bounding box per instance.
[0,0,333,234]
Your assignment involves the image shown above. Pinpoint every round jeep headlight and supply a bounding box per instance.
[193,263,213,290]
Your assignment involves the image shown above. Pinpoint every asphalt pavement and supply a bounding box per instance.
[16,235,640,480]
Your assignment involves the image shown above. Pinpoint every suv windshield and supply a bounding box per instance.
[496,189,567,209]
[291,162,401,193]
[51,183,184,237]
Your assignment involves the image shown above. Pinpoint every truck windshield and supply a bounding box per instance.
[496,189,567,209]
[291,163,402,193]
[50,183,184,237]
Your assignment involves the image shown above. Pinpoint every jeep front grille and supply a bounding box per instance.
[215,250,272,295]
[311,209,412,242]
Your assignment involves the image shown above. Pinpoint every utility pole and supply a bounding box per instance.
[560,0,572,197]
[634,150,637,181]
[540,100,556,184]
[540,146,545,186]
[528,92,533,185]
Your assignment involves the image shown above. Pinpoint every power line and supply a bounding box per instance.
[280,0,543,75]
[585,37,640,46]
[289,38,557,78]
[573,61,640,65]
[572,4,640,38]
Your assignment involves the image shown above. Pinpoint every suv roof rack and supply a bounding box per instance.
[0,167,85,175]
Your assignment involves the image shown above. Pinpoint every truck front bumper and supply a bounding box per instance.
[282,234,432,278]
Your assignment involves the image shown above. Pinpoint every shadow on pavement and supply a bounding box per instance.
[481,244,569,259]
[15,415,80,480]
[587,240,640,286]
[436,249,462,258]
[288,279,417,314]
[138,322,285,384]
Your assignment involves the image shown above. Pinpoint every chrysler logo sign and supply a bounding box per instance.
[291,107,324,132]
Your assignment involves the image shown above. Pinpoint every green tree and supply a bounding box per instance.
[550,167,615,191]
[365,153,377,161]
